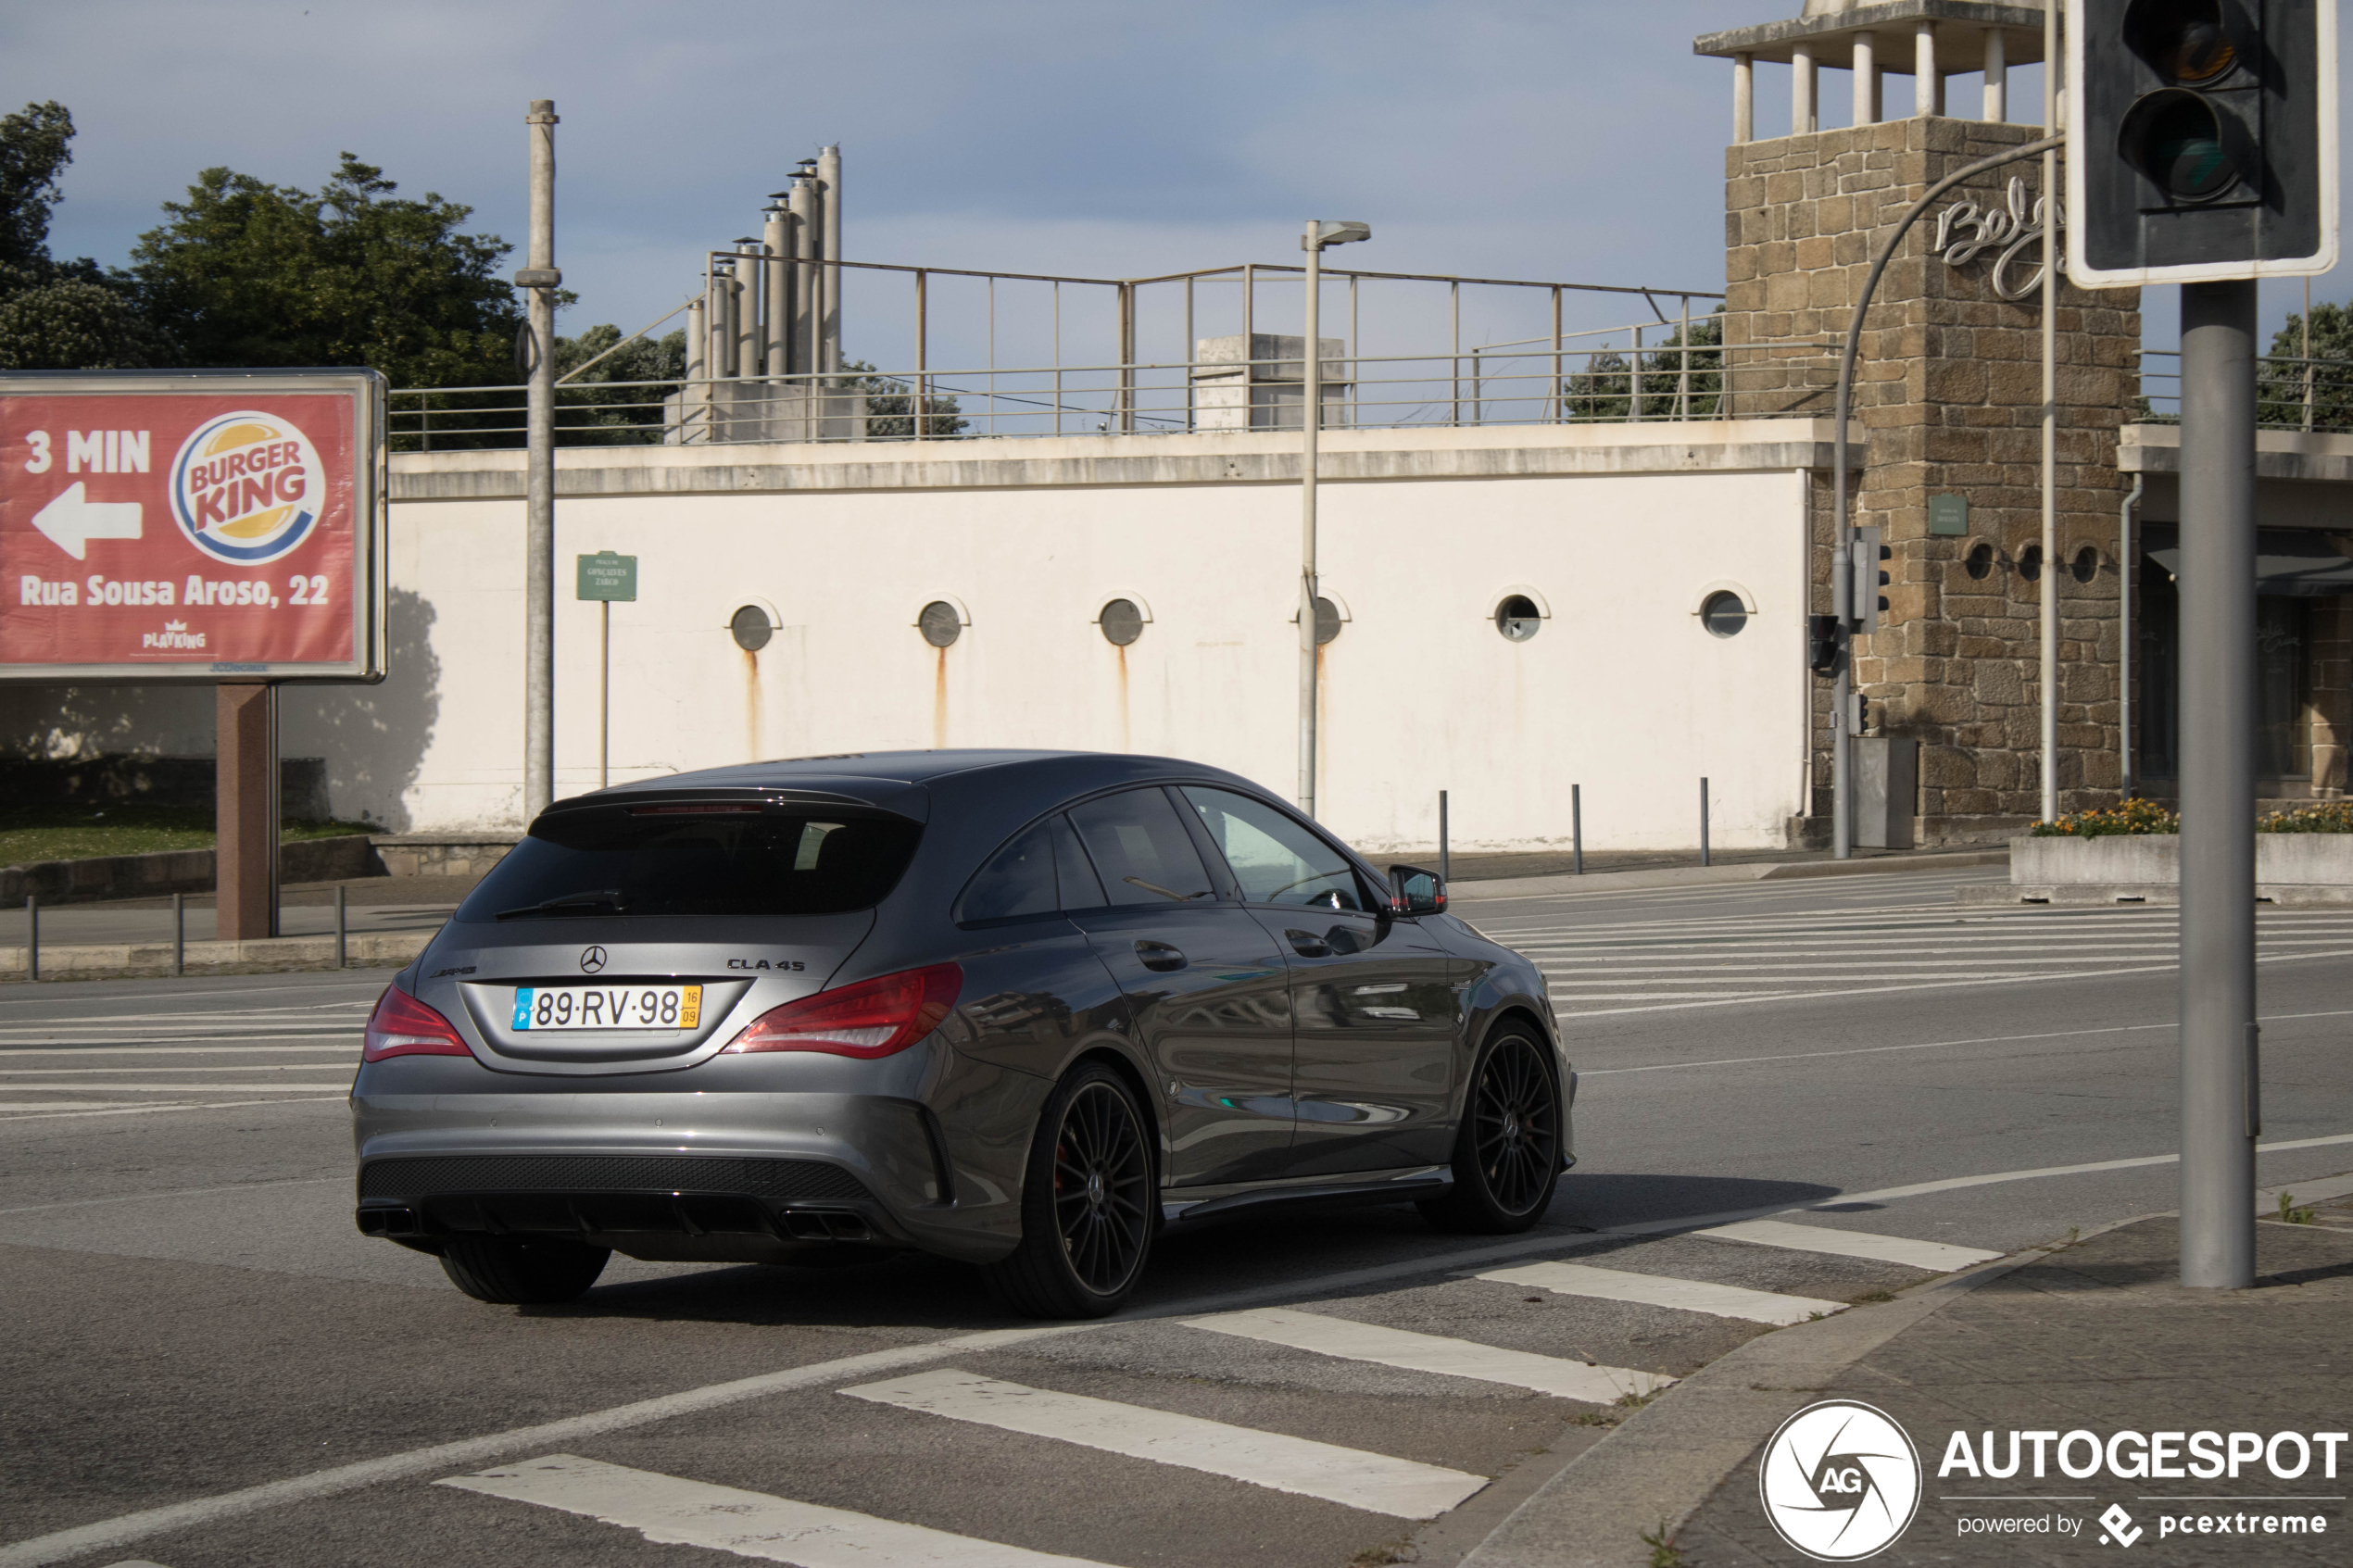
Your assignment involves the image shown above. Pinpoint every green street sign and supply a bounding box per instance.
[576,551,637,601]
[1927,494,1969,536]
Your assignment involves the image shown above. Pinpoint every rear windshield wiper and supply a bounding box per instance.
[495,889,627,921]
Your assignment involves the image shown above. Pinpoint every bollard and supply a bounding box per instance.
[335,884,347,970]
[25,895,36,983]
[1439,790,1450,884]
[1571,784,1584,874]
[1700,777,1712,868]
[172,892,184,977]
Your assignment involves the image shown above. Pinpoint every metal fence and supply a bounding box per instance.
[2138,349,2353,433]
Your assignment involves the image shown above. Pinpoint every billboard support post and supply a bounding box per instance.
[216,682,278,941]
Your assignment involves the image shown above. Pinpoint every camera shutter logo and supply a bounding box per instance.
[169,410,326,566]
[578,947,608,974]
[1758,1399,1922,1561]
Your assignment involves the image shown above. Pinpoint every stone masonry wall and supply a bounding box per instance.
[1725,117,2142,832]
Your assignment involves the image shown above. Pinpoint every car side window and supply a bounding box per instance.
[1068,789,1218,906]
[958,822,1057,922]
[1179,786,1366,911]
[1051,813,1108,909]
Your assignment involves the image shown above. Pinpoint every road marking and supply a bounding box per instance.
[0,1102,131,1111]
[0,1176,343,1216]
[0,1045,358,1056]
[440,1453,1115,1568]
[0,1083,350,1093]
[1181,1306,1674,1403]
[0,1096,348,1124]
[838,1369,1486,1519]
[0,1328,1084,1568]
[1692,1219,2002,1272]
[15,1128,2349,1565]
[1476,1262,1846,1326]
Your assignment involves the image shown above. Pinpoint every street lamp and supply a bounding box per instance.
[1299,219,1369,819]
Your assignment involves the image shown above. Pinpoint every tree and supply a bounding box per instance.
[551,324,687,445]
[130,154,523,390]
[846,358,967,438]
[1561,308,1723,422]
[2259,301,2353,432]
[0,100,170,370]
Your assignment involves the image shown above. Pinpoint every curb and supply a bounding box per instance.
[1959,882,2353,907]
[0,929,430,983]
[1453,850,2007,903]
[1453,1229,2101,1568]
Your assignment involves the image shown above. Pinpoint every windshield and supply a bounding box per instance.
[456,808,922,921]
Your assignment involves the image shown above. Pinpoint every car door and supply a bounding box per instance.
[1062,786,1298,1187]
[1177,785,1462,1174]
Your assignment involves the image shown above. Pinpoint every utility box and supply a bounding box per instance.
[1856,735,1919,850]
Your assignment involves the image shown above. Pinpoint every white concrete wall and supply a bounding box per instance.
[1,422,1841,854]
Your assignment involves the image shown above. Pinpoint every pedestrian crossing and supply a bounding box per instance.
[424,1214,2005,1566]
[0,1000,368,1118]
[1472,898,2353,1017]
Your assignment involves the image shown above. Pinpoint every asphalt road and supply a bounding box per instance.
[2,865,2347,1568]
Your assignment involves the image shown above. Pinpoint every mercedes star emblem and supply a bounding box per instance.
[579,946,609,974]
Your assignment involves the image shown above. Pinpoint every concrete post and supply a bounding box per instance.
[522,99,558,822]
[1733,53,1754,144]
[1793,44,1817,133]
[1983,28,2007,122]
[1853,32,1878,126]
[2177,279,2259,1291]
[819,144,843,373]
[215,683,278,941]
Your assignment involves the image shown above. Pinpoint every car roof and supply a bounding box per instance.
[580,749,1277,813]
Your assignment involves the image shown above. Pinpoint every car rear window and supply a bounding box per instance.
[456,809,922,921]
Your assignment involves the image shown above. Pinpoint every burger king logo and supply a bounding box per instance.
[170,411,325,566]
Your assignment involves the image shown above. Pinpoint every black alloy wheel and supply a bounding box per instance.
[1420,1025,1561,1234]
[984,1062,1156,1317]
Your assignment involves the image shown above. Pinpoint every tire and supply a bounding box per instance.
[1419,1023,1563,1235]
[439,1235,610,1304]
[982,1061,1157,1318]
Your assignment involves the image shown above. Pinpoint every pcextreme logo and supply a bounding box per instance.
[169,410,325,566]
[1759,1399,1923,1561]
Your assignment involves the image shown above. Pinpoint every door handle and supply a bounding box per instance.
[1135,940,1187,972]
[1284,929,1333,958]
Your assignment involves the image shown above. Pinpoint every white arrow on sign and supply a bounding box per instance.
[30,482,143,560]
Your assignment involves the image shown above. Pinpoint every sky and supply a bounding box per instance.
[2,1,2345,381]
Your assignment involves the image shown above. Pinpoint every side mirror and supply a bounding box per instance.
[1388,863,1446,915]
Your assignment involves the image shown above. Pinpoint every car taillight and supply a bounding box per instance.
[721,963,962,1060]
[361,981,472,1062]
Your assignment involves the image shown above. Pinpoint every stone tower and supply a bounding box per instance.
[1696,1,2141,838]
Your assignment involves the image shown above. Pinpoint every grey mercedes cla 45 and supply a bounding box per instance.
[353,750,1574,1317]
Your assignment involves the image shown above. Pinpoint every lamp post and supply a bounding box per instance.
[1299,219,1369,819]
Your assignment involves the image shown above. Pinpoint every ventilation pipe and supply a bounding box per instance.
[788,178,818,379]
[818,144,843,372]
[733,241,761,379]
[762,202,790,387]
[684,292,708,443]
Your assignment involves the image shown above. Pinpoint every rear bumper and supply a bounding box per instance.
[355,1150,906,1261]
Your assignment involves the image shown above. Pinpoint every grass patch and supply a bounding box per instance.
[2277,1191,2318,1225]
[0,801,375,866]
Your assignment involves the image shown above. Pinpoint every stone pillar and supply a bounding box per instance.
[2311,592,2353,795]
[1734,53,1754,144]
[1983,28,2007,122]
[1914,22,1940,118]
[1793,44,1818,134]
[1852,32,1879,126]
[1721,118,2142,839]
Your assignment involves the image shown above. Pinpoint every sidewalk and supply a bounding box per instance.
[1462,1176,2353,1566]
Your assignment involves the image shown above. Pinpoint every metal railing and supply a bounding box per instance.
[2138,349,2353,433]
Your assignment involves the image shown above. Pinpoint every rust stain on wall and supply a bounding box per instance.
[743,647,761,760]
[933,646,949,749]
[1115,645,1130,752]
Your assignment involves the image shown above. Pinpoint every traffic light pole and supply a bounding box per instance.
[2177,278,2259,1290]
[1829,134,2060,858]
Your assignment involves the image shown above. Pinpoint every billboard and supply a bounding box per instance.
[0,369,387,683]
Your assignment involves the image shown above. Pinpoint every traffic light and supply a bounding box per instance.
[1851,526,1890,633]
[1807,614,1840,674]
[2068,0,2339,286]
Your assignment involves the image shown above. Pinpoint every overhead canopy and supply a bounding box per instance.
[1693,1,2052,68]
[2142,524,2353,597]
